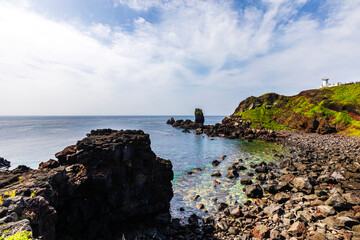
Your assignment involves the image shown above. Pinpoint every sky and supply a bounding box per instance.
[0,0,360,115]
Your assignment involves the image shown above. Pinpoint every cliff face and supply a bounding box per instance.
[231,83,360,135]
[0,129,173,240]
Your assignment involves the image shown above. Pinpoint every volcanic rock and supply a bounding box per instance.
[245,184,263,198]
[212,160,220,167]
[0,129,174,240]
[292,176,313,194]
[0,157,10,171]
[252,224,269,239]
[166,117,175,124]
[194,108,204,125]
[288,221,307,239]
[240,176,253,185]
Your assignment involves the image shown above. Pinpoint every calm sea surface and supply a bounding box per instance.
[0,116,288,219]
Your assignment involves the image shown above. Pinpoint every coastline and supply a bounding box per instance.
[0,125,359,239]
[165,117,360,239]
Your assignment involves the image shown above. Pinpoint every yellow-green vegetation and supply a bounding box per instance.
[233,83,360,136]
[0,231,32,240]
[30,191,35,198]
[238,106,289,130]
[6,190,16,198]
[319,83,360,105]
[194,108,203,115]
[0,190,17,205]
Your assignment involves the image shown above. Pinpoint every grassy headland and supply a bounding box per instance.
[232,83,360,136]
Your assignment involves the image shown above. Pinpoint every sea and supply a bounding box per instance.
[0,116,287,219]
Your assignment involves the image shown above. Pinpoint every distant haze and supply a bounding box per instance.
[1,0,360,115]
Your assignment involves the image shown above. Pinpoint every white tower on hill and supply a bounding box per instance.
[322,77,329,88]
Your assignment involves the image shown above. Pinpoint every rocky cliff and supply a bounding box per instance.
[0,129,173,240]
[230,83,360,135]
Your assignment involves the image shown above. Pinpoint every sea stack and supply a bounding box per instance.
[195,108,204,125]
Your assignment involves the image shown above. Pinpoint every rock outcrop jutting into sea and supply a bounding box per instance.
[0,129,173,240]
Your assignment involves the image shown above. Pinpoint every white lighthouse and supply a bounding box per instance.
[321,77,329,88]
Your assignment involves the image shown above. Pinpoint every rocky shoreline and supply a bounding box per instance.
[133,128,360,239]
[205,132,360,239]
[165,113,360,239]
[167,116,286,142]
[158,131,360,240]
[1,126,359,239]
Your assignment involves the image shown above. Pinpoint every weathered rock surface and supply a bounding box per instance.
[245,184,263,198]
[0,157,10,171]
[0,129,173,240]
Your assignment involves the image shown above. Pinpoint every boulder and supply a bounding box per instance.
[256,173,267,181]
[211,171,221,177]
[325,192,351,211]
[255,162,268,173]
[212,160,220,167]
[323,216,360,229]
[245,184,263,198]
[252,225,269,239]
[314,205,336,219]
[270,229,281,240]
[225,169,239,179]
[273,192,290,203]
[288,221,307,239]
[264,204,284,217]
[331,172,345,181]
[240,176,253,185]
[309,233,327,240]
[217,202,228,212]
[230,206,243,217]
[292,176,313,194]
[343,192,360,205]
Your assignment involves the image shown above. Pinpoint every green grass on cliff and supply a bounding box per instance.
[320,83,360,105]
[234,83,360,136]
[238,107,290,130]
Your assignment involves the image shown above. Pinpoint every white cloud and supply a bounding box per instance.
[114,0,164,11]
[0,0,360,115]
[90,23,112,39]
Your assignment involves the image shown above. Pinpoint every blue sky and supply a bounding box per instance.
[0,0,360,115]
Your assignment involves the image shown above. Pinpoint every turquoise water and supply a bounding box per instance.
[0,116,288,219]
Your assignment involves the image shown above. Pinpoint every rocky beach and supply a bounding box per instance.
[163,113,360,239]
[190,131,360,240]
[1,124,359,239]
